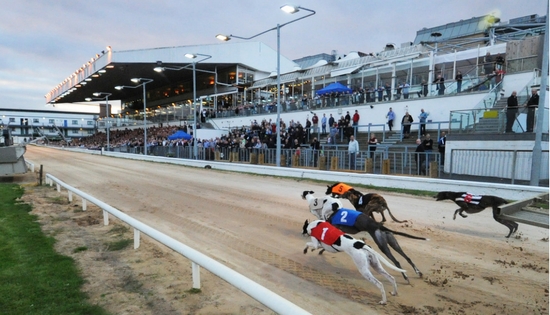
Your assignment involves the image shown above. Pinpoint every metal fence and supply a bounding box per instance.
[112,144,441,178]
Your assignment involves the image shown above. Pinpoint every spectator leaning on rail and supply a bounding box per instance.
[433,74,445,95]
[402,82,410,99]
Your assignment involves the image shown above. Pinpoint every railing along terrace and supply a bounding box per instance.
[43,173,311,315]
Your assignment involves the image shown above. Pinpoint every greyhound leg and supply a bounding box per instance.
[453,209,459,220]
[372,230,409,284]
[350,251,389,305]
[385,232,422,277]
[492,209,518,238]
[368,253,399,300]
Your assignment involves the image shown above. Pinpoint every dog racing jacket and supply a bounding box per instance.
[456,193,482,205]
[310,221,345,246]
[330,208,362,226]
[331,182,353,195]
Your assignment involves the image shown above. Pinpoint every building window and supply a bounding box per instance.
[87,130,94,135]
[72,129,79,134]
[72,120,78,125]
[87,121,94,126]
[33,119,40,123]
[49,119,54,124]
[9,118,15,123]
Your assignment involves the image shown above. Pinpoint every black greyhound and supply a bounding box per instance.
[434,191,519,238]
[320,202,427,284]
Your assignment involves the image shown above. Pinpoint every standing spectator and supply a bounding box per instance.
[384,82,392,101]
[301,95,308,110]
[455,71,463,93]
[328,114,335,130]
[438,132,447,166]
[348,135,359,170]
[506,91,518,133]
[368,133,378,159]
[422,133,434,162]
[311,113,319,134]
[305,117,312,141]
[310,137,320,167]
[417,80,428,98]
[321,113,327,135]
[377,85,384,102]
[283,138,293,167]
[483,52,494,75]
[415,139,426,175]
[345,111,351,125]
[395,82,403,100]
[433,74,445,95]
[418,109,429,136]
[525,88,539,132]
[402,82,410,99]
[401,112,413,139]
[386,107,396,131]
[329,123,338,145]
[495,53,505,70]
[352,110,360,127]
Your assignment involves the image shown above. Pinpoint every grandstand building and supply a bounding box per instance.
[3,12,548,183]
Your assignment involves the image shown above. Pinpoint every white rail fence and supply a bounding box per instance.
[45,173,311,315]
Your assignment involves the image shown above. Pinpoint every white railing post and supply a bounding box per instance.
[68,191,72,202]
[192,262,201,289]
[82,198,87,211]
[56,183,60,192]
[134,229,140,249]
[103,210,109,226]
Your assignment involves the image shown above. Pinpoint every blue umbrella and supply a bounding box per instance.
[167,130,192,140]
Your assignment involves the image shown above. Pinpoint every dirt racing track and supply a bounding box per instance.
[24,146,549,315]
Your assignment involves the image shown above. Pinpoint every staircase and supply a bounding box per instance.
[474,95,530,133]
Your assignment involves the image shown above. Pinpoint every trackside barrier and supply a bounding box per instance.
[44,173,312,315]
[25,160,34,172]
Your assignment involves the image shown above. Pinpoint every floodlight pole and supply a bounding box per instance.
[85,92,112,151]
[217,5,316,167]
[530,4,548,186]
[115,78,153,155]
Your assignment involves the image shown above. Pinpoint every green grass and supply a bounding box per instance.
[0,184,110,315]
[105,239,132,251]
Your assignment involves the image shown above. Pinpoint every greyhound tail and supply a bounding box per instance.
[386,207,408,223]
[362,245,407,273]
[380,225,429,241]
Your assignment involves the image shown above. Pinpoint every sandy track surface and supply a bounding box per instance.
[22,146,549,315]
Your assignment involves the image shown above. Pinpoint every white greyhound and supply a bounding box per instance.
[302,219,406,305]
[301,190,343,220]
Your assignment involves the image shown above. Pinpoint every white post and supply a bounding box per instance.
[68,191,72,202]
[134,229,141,249]
[82,198,87,211]
[192,262,201,289]
[103,210,109,226]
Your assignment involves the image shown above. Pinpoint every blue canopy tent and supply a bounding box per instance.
[315,82,353,96]
[167,130,192,140]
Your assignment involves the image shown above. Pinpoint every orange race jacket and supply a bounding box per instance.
[310,221,345,246]
[331,182,354,195]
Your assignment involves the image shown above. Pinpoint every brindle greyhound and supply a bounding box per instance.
[303,191,426,283]
[326,182,407,223]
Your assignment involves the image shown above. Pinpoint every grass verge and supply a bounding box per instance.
[0,184,110,315]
